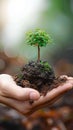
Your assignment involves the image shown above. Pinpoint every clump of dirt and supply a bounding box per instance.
[14,61,67,95]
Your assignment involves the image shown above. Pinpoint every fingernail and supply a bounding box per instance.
[30,92,38,100]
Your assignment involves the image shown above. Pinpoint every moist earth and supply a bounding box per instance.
[14,61,67,95]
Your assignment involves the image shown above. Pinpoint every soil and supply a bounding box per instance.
[14,61,67,96]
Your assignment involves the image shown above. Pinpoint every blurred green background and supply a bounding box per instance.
[0,1,73,130]
[0,0,73,76]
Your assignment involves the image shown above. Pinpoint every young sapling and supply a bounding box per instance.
[25,29,52,62]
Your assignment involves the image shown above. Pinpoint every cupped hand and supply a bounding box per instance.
[0,74,73,116]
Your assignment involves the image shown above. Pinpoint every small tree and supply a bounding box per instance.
[25,29,52,62]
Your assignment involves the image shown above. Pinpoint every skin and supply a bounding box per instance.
[0,74,73,116]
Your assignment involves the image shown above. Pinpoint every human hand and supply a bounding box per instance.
[0,74,73,116]
[0,74,40,111]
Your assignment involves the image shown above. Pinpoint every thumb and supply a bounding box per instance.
[2,84,40,101]
[0,74,40,101]
[11,85,40,101]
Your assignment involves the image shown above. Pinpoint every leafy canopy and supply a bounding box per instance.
[25,29,52,47]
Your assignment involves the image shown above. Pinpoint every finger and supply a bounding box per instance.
[32,81,73,107]
[29,77,73,114]
[0,95,26,115]
[34,94,62,111]
[0,95,19,111]
[67,77,73,85]
[0,74,40,101]
[20,94,64,116]
[60,75,68,79]
[60,75,73,85]
[0,95,34,116]
[2,84,40,101]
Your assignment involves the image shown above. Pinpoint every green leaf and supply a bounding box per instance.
[25,29,52,47]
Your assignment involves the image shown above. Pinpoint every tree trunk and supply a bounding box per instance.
[38,45,40,62]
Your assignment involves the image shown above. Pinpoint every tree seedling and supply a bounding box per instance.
[25,29,52,62]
